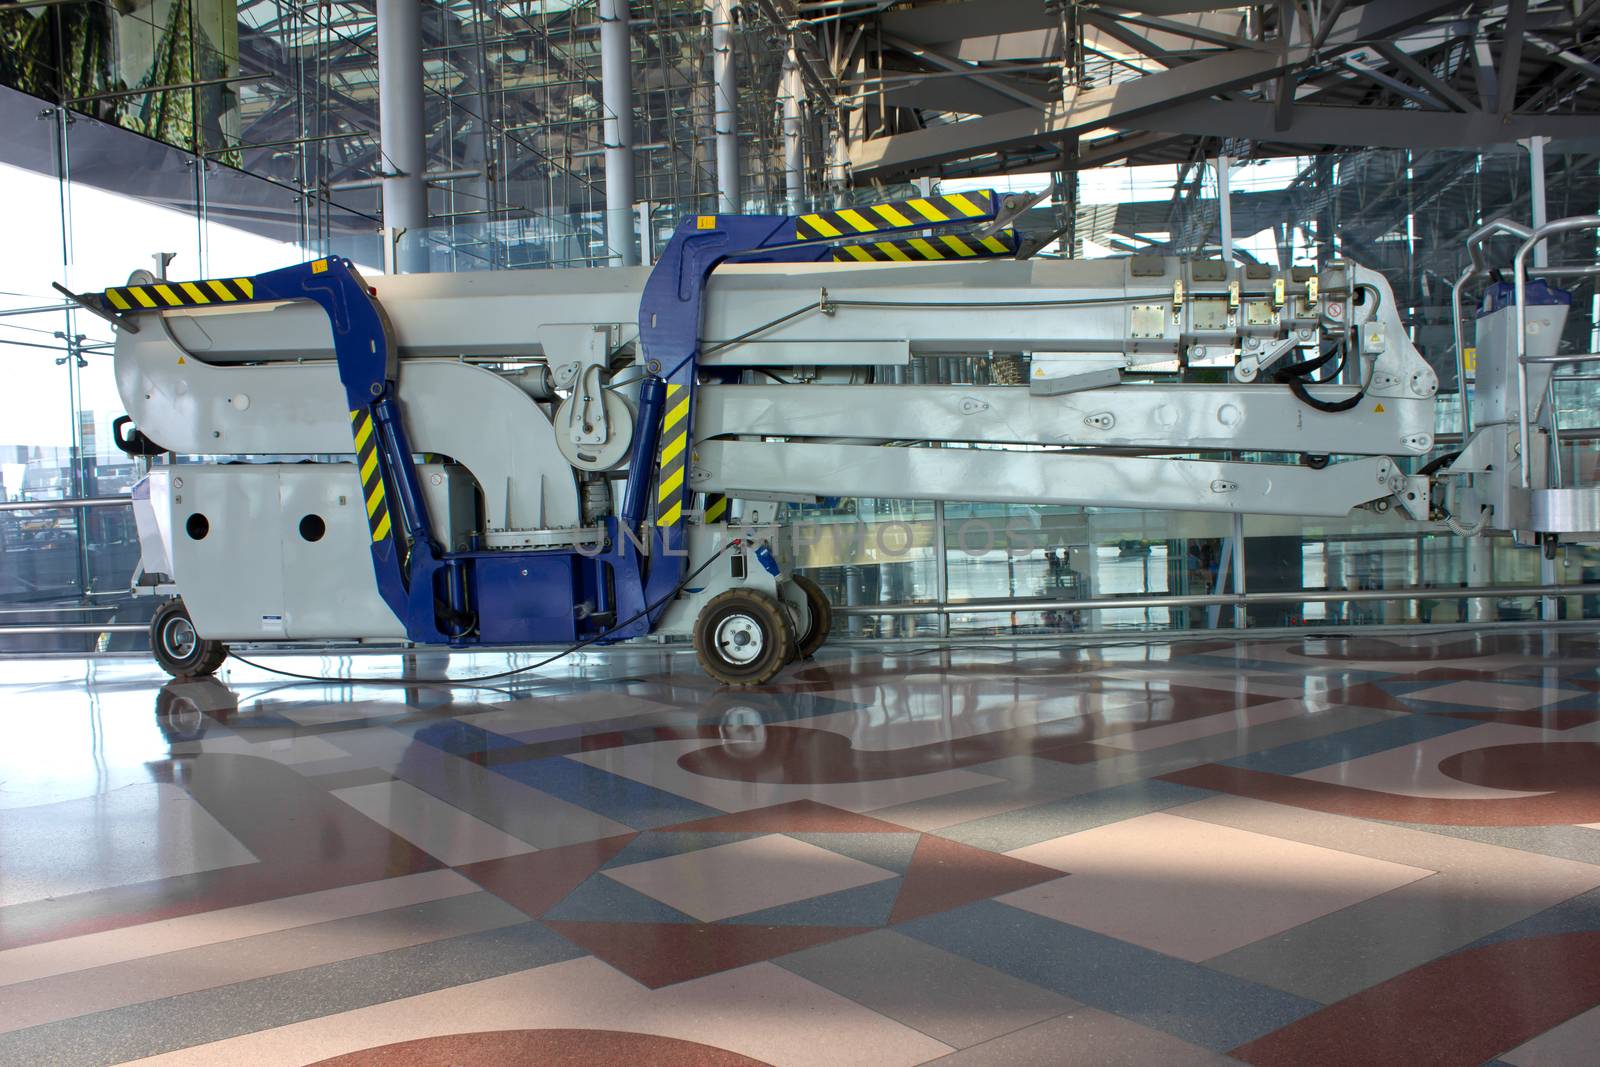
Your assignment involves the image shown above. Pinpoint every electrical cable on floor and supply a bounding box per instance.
[225,538,741,686]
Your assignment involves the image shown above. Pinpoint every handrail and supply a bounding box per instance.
[834,582,1598,617]
[1452,218,1537,437]
[1514,215,1600,487]
[0,623,147,634]
[0,495,132,513]
[0,582,1588,636]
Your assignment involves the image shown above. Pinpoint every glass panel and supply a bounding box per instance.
[786,498,939,639]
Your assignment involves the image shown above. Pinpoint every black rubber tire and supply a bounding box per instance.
[150,598,228,678]
[791,575,833,659]
[693,589,794,687]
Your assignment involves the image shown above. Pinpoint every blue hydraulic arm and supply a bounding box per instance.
[95,259,461,642]
[89,190,1006,651]
[606,190,1005,639]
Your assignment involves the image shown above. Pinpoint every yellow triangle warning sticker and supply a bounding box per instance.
[177,356,186,364]
[1374,402,1385,413]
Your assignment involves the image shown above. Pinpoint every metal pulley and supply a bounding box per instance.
[555,388,635,471]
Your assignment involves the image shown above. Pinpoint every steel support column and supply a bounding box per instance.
[1217,153,1234,261]
[782,47,805,214]
[710,0,740,213]
[600,0,638,265]
[1527,134,1560,619]
[377,0,427,273]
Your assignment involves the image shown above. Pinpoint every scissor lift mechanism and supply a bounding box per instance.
[79,195,1600,684]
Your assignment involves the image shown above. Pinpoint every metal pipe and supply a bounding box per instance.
[0,624,147,635]
[1455,217,1542,437]
[621,376,666,527]
[1513,215,1600,486]
[600,0,638,266]
[377,0,427,273]
[782,48,805,214]
[1216,154,1233,262]
[0,495,130,512]
[1451,269,1474,436]
[65,74,270,106]
[831,582,1596,618]
[710,0,740,213]
[1529,137,1550,270]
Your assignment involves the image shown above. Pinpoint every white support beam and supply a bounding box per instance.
[782,48,805,214]
[599,0,638,266]
[376,0,426,273]
[695,440,1411,520]
[710,0,740,213]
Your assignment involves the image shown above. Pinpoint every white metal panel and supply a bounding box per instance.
[693,440,1402,518]
[115,345,580,532]
[696,383,1434,455]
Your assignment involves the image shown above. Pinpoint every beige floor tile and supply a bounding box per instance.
[920,1005,1233,1066]
[605,834,896,921]
[0,869,478,988]
[332,780,539,865]
[1295,721,1556,800]
[123,958,955,1067]
[1406,680,1582,711]
[1001,811,1432,962]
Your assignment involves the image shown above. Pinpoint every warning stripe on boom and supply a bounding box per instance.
[350,408,393,544]
[655,382,691,529]
[102,276,255,311]
[796,190,995,242]
[831,229,1016,262]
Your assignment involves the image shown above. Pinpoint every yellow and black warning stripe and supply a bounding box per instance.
[703,493,728,524]
[832,229,1016,263]
[102,276,255,312]
[796,190,995,242]
[655,382,692,530]
[350,408,393,544]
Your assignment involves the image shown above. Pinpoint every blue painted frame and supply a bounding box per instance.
[102,195,999,649]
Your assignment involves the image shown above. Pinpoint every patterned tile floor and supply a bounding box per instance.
[4,630,1600,1065]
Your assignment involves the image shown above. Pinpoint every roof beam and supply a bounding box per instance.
[1371,40,1477,112]
[849,0,1464,177]
[880,33,1049,110]
[1498,0,1528,116]
[1525,34,1600,86]
[1116,98,1600,147]
[1340,55,1451,110]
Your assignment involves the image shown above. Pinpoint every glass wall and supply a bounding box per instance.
[3,55,1598,654]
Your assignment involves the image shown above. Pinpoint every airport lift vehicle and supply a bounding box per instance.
[73,196,1600,684]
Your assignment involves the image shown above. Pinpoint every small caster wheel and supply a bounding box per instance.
[693,589,793,686]
[791,574,833,659]
[1301,453,1330,470]
[150,598,228,678]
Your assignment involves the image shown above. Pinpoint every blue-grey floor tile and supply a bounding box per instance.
[727,877,903,927]
[897,899,1318,1051]
[1224,713,1479,775]
[543,871,700,923]
[937,779,1215,853]
[492,755,721,829]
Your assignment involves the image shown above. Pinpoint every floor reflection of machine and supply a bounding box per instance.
[153,676,239,744]
[1039,548,1085,632]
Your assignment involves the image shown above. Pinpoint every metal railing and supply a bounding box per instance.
[833,582,1597,618]
[0,495,132,512]
[1513,216,1600,487]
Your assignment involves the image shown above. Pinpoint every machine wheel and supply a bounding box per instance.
[150,599,229,678]
[693,589,793,686]
[791,575,833,659]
